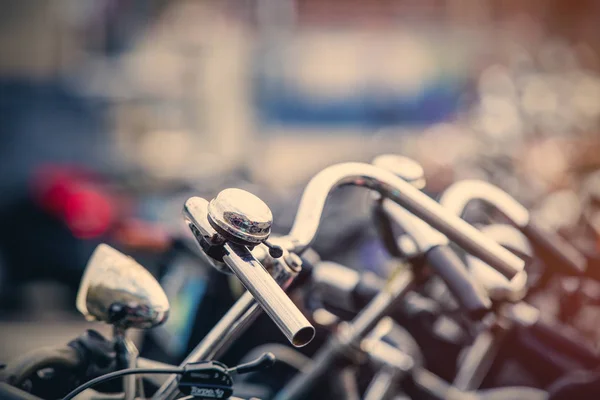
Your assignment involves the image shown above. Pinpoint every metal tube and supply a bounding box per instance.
[344,268,415,339]
[363,366,400,400]
[438,180,530,227]
[223,243,315,347]
[381,200,449,252]
[136,358,175,388]
[152,292,260,400]
[412,368,452,400]
[274,269,415,400]
[452,328,507,391]
[440,180,586,276]
[113,329,139,400]
[284,163,524,279]
[153,255,301,400]
[183,195,315,347]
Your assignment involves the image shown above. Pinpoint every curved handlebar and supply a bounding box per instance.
[283,163,524,279]
[440,179,586,276]
[379,200,449,252]
[439,180,530,226]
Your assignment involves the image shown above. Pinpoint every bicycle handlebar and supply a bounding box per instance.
[281,163,523,279]
[440,179,586,276]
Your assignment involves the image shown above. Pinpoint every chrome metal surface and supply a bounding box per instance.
[372,154,448,252]
[466,224,531,302]
[223,242,315,347]
[382,201,449,253]
[396,234,419,258]
[183,196,220,240]
[185,193,314,348]
[362,366,399,400]
[312,308,340,328]
[76,244,169,329]
[501,301,540,326]
[274,268,415,400]
[413,368,452,399]
[452,328,507,392]
[479,224,534,261]
[452,300,541,393]
[253,239,302,282]
[467,255,528,302]
[372,154,447,254]
[113,330,140,400]
[283,163,524,279]
[372,154,426,189]
[361,338,414,372]
[153,252,301,400]
[439,180,530,227]
[152,292,260,400]
[183,196,229,273]
[364,316,395,342]
[208,188,273,244]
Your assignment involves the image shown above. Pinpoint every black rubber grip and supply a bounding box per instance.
[522,221,586,276]
[424,246,491,319]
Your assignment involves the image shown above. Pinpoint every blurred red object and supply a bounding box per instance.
[63,187,114,239]
[31,164,172,251]
[31,164,116,239]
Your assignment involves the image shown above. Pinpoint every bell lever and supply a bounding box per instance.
[228,352,276,376]
[263,240,284,259]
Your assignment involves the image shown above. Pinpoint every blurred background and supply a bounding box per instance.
[1,0,600,362]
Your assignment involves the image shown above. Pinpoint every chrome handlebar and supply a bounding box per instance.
[222,242,314,346]
[380,201,449,253]
[183,196,314,348]
[371,155,448,254]
[439,180,530,227]
[282,163,523,279]
[440,179,586,276]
